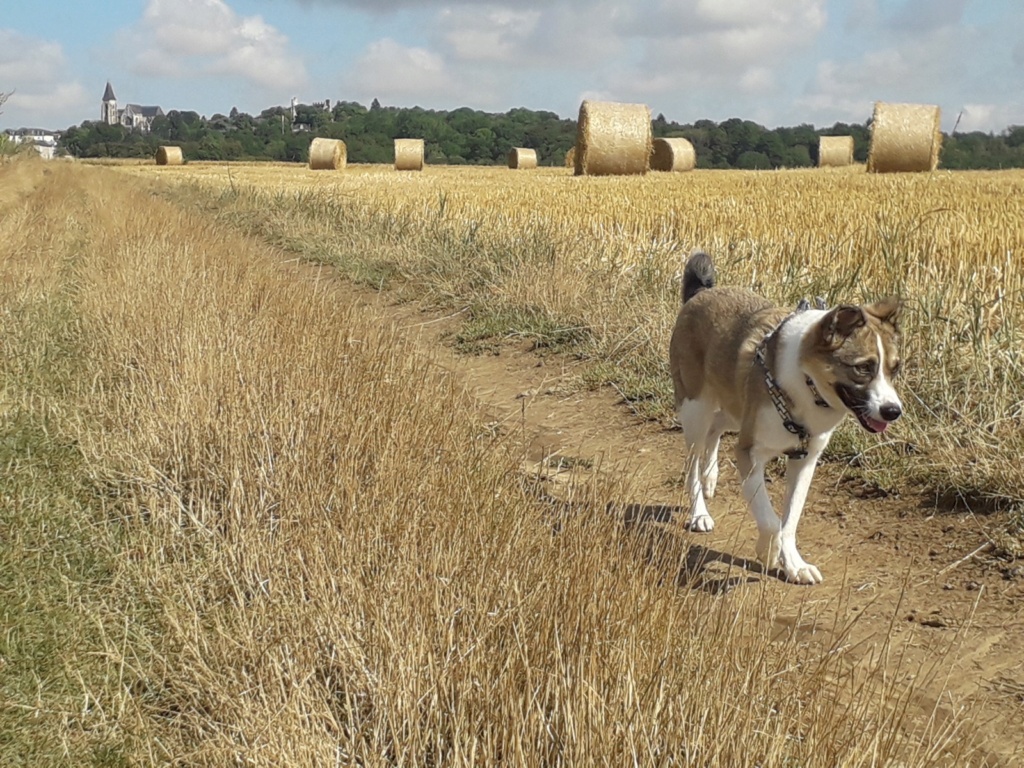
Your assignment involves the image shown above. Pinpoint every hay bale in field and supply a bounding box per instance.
[394,138,425,171]
[155,146,183,166]
[564,146,576,168]
[507,147,538,169]
[308,137,347,170]
[818,135,855,167]
[650,137,696,172]
[573,100,652,176]
[867,102,942,173]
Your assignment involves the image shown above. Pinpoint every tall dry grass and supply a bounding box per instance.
[0,160,980,764]
[122,163,1024,508]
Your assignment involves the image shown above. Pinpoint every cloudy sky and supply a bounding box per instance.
[1,0,1021,133]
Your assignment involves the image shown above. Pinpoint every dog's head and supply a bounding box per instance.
[804,298,903,433]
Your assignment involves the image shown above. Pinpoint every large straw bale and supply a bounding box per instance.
[818,135,855,167]
[155,146,183,166]
[507,147,538,169]
[650,137,696,172]
[308,137,347,170]
[394,138,425,171]
[867,102,942,173]
[573,100,652,176]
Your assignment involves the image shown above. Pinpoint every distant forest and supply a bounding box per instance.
[58,99,1024,170]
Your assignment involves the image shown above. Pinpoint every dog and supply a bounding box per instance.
[669,251,903,584]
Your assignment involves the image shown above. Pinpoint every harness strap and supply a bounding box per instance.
[805,377,830,409]
[755,297,830,460]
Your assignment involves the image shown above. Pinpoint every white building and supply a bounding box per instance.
[3,128,60,159]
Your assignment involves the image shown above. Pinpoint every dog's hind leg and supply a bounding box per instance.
[701,411,730,498]
[679,399,715,532]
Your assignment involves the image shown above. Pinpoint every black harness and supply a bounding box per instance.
[753,298,830,460]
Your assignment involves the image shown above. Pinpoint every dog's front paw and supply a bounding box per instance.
[686,512,715,533]
[781,555,823,585]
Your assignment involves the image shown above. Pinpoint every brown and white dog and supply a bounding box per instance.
[669,251,903,584]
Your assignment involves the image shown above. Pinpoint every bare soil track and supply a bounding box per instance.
[315,265,1024,766]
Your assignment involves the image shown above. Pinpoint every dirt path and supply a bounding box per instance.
[309,265,1023,765]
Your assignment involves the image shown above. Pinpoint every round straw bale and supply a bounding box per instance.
[564,146,576,168]
[867,102,942,173]
[507,147,538,169]
[650,137,696,172]
[155,146,183,166]
[574,100,652,176]
[394,138,425,171]
[308,137,347,170]
[818,135,854,167]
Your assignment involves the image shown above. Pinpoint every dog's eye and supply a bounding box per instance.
[890,360,902,377]
[854,361,876,378]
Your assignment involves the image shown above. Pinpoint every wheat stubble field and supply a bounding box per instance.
[1,156,1023,765]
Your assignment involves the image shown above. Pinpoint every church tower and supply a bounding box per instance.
[101,82,118,125]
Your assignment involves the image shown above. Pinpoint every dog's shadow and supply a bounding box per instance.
[616,502,777,593]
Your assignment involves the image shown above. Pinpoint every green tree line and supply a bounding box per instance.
[57,100,1024,170]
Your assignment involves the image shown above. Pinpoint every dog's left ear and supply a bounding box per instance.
[820,305,866,349]
[864,297,902,329]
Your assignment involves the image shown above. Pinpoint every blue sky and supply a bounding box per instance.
[2,0,1022,133]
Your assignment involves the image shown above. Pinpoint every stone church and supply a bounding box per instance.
[100,82,164,132]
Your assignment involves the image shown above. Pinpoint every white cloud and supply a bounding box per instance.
[959,103,1024,133]
[433,1,824,81]
[739,66,775,93]
[798,20,987,128]
[142,0,238,57]
[566,0,821,117]
[299,0,502,10]
[122,0,307,92]
[352,3,636,109]
[626,0,826,59]
[385,0,826,117]
[798,60,873,123]
[432,2,628,73]
[344,38,453,103]
[440,8,542,63]
[889,0,968,35]
[7,83,90,119]
[0,31,65,83]
[0,29,91,127]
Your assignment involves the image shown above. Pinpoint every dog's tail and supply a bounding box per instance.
[682,250,715,304]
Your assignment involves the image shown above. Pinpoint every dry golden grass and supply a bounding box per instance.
[1,159,981,764]
[117,161,1024,506]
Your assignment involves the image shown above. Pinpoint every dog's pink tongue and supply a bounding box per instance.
[867,417,889,433]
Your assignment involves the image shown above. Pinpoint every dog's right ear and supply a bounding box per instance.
[819,305,865,349]
[864,297,902,329]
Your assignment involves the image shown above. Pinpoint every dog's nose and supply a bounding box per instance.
[880,403,902,422]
